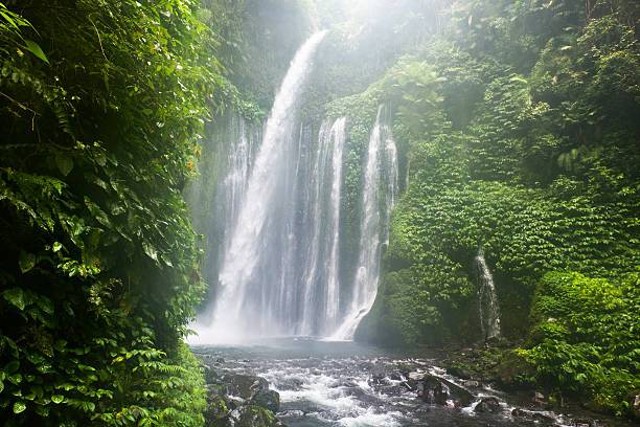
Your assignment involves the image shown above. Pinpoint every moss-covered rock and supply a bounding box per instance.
[228,405,285,427]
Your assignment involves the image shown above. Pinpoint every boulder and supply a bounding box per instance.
[511,408,557,423]
[251,389,280,413]
[416,374,474,407]
[474,397,502,414]
[204,394,229,426]
[204,365,222,385]
[532,391,546,408]
[228,405,286,427]
[461,380,480,388]
[572,418,595,427]
[222,373,269,400]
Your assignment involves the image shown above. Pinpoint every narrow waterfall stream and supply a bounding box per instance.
[474,249,501,341]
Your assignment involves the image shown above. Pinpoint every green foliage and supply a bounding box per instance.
[0,0,223,425]
[520,272,640,415]
[352,0,640,356]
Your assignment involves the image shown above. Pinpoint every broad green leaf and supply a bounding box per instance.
[19,251,36,273]
[24,40,49,64]
[52,242,63,253]
[55,153,73,176]
[13,401,26,414]
[0,379,4,394]
[51,394,64,404]
[3,288,25,311]
[4,360,19,373]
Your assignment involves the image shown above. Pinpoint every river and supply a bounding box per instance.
[192,339,631,427]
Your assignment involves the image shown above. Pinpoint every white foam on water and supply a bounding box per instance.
[337,407,404,427]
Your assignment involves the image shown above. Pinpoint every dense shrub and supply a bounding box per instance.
[0,1,220,424]
[520,272,640,415]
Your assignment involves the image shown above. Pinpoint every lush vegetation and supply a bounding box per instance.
[318,0,640,417]
[521,272,640,415]
[2,0,639,422]
[0,0,228,424]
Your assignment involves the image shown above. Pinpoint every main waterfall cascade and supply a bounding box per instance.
[191,32,399,344]
[475,249,502,340]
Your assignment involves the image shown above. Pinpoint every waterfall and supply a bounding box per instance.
[185,116,259,326]
[331,106,398,340]
[298,118,347,336]
[324,118,347,333]
[190,35,398,344]
[475,248,501,341]
[191,32,334,343]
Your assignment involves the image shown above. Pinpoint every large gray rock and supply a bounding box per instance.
[474,396,502,414]
[416,374,474,407]
[204,393,230,427]
[251,389,280,413]
[228,405,286,427]
[222,373,269,400]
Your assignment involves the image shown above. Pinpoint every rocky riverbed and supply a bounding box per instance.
[193,339,635,427]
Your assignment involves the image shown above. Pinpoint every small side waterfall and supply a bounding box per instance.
[331,106,398,340]
[475,248,501,341]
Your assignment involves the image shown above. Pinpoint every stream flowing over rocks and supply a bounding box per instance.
[193,339,632,427]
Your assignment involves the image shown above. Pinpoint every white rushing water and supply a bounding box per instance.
[475,248,501,340]
[299,118,347,336]
[192,32,332,343]
[194,340,605,427]
[331,106,398,340]
[191,34,398,344]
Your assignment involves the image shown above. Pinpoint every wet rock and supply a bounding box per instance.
[474,396,502,413]
[511,407,527,417]
[278,409,305,418]
[206,383,226,397]
[532,391,547,407]
[446,364,473,380]
[408,371,425,381]
[227,395,246,410]
[204,365,222,384]
[251,389,280,413]
[572,418,597,427]
[511,407,557,423]
[277,377,303,391]
[222,373,269,399]
[531,411,557,423]
[204,394,230,426]
[417,374,474,407]
[461,380,480,388]
[228,405,285,427]
[342,385,367,399]
[379,383,413,397]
